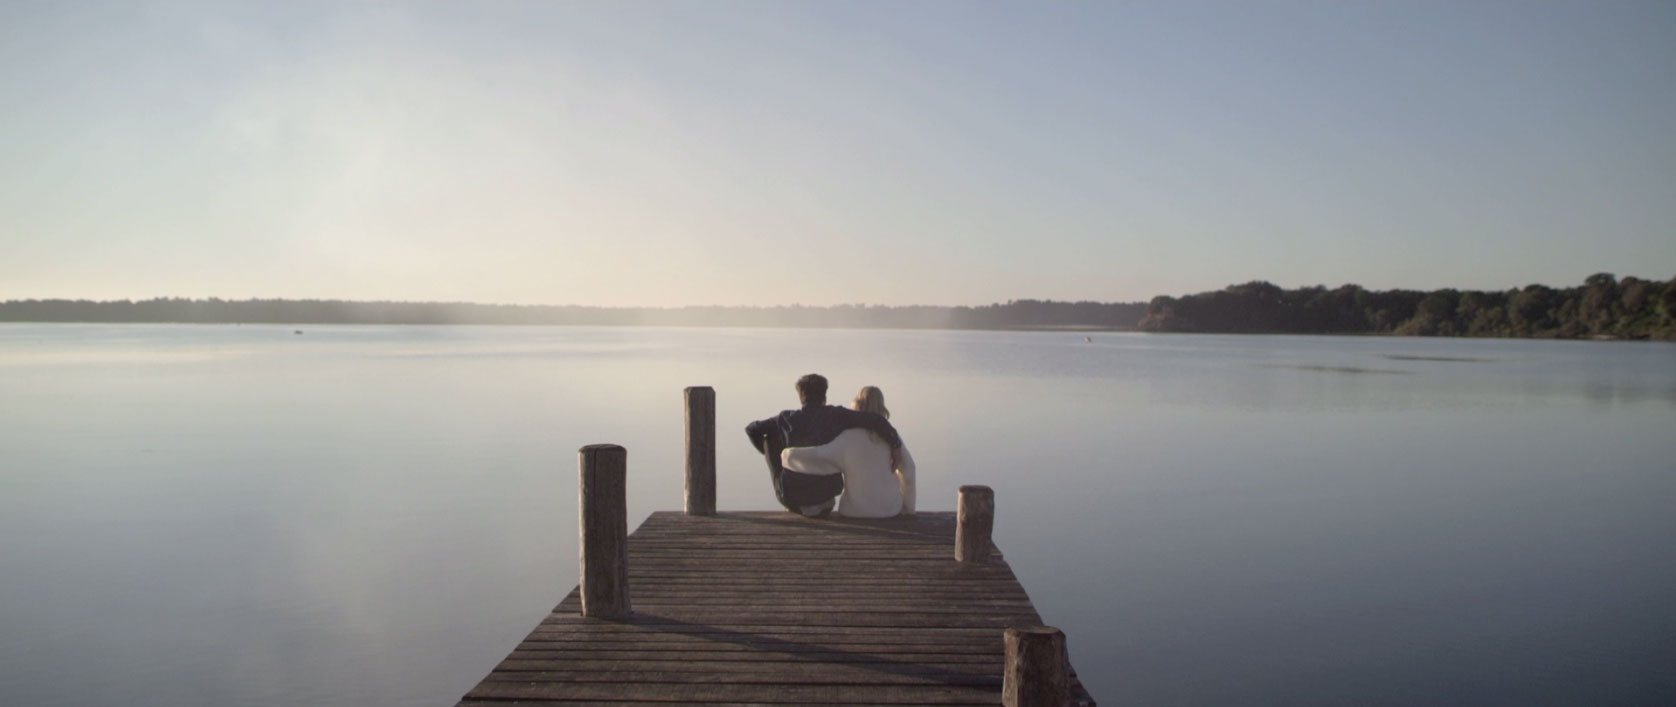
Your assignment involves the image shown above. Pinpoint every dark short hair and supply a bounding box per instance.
[796,374,828,405]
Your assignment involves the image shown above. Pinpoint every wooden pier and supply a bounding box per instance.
[455,387,1096,706]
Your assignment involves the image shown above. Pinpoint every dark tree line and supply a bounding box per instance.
[11,276,1673,339]
[0,297,1146,331]
[1140,274,1676,340]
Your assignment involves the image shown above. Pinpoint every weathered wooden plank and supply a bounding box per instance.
[626,567,1016,575]
[518,622,1013,636]
[623,586,1030,596]
[630,516,951,526]
[629,528,958,536]
[625,555,969,563]
[619,577,1019,587]
[483,667,1003,687]
[620,578,1022,588]
[619,585,1026,595]
[626,543,983,553]
[633,521,956,539]
[557,598,1035,610]
[511,640,1003,654]
[620,577,1019,586]
[497,654,1003,668]
[553,598,1038,613]
[629,536,949,543]
[625,554,970,563]
[460,702,1001,707]
[626,540,953,547]
[604,599,1023,610]
[624,534,962,545]
[641,514,958,528]
[536,612,1041,629]
[624,570,1020,580]
[511,643,1002,657]
[630,522,952,532]
[615,557,1008,568]
[540,606,1042,621]
[620,570,1018,581]
[615,595,1030,605]
[566,580,1025,591]
[632,532,947,541]
[545,608,1037,621]
[631,525,956,536]
[626,547,959,556]
[502,643,1011,660]
[515,628,1005,641]
[628,527,952,536]
[464,682,1004,704]
[643,510,955,522]
[579,585,1028,596]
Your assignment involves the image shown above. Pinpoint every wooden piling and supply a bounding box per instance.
[684,386,716,516]
[1004,626,1071,707]
[578,443,630,617]
[956,484,995,563]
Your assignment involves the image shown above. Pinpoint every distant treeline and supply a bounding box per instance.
[0,297,1146,331]
[10,275,1676,339]
[1140,274,1676,340]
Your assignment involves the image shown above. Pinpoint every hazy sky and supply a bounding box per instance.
[2,2,1672,306]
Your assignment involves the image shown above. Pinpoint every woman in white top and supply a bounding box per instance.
[781,386,916,518]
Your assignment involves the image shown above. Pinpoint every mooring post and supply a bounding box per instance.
[578,443,630,617]
[684,386,716,515]
[955,484,995,563]
[1003,626,1071,707]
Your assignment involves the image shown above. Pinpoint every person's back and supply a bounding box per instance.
[745,374,902,516]
[780,385,916,518]
[783,427,916,518]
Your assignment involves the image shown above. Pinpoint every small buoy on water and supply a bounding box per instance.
[294,330,303,335]
[1084,336,1092,343]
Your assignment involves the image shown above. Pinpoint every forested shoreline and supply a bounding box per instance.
[0,298,1145,331]
[1141,274,1676,340]
[5,274,1674,340]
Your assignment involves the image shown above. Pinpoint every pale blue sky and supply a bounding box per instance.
[2,2,1672,306]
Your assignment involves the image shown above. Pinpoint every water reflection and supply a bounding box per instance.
[1379,354,1497,363]
[1,325,1673,706]
[1263,363,1413,375]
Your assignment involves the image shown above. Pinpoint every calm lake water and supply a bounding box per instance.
[2,324,1673,706]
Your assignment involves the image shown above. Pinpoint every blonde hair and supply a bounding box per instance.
[852,386,889,419]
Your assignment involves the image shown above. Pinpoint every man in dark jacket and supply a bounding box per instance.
[746,373,903,517]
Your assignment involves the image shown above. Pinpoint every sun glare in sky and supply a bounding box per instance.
[2,2,1672,306]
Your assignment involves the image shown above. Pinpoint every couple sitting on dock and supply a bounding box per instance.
[745,373,917,519]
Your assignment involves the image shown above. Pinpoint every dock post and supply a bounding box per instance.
[684,386,716,515]
[1003,626,1071,707]
[955,485,994,563]
[578,444,631,617]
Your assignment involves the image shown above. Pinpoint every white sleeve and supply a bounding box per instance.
[896,443,916,514]
[782,443,844,476]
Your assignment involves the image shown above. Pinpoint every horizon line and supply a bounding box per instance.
[0,272,1659,310]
